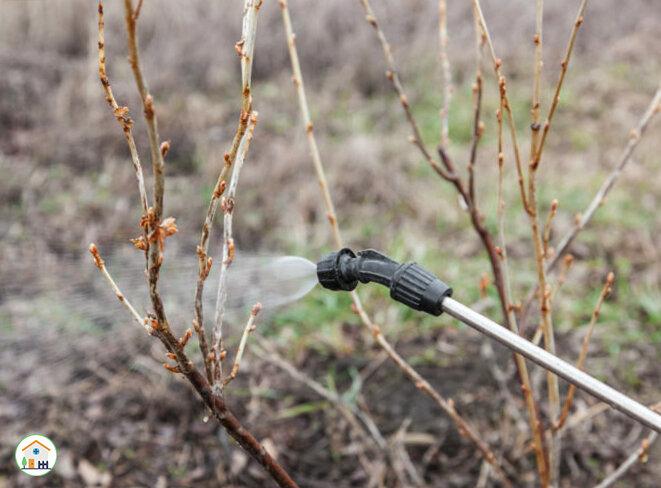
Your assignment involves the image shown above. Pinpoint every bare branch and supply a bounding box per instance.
[357,0,454,181]
[350,294,513,488]
[97,4,149,217]
[494,77,551,481]
[252,334,388,454]
[529,0,544,161]
[556,272,614,431]
[212,112,259,387]
[193,0,262,383]
[468,10,484,206]
[438,0,452,149]
[122,0,171,335]
[355,2,549,479]
[88,243,149,333]
[94,4,296,486]
[223,302,262,388]
[548,85,661,270]
[279,0,342,247]
[472,0,528,210]
[521,85,661,325]
[532,0,589,171]
[543,199,558,259]
[593,431,658,488]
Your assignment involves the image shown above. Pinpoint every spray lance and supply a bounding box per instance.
[316,248,661,434]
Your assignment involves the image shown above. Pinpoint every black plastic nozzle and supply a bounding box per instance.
[316,248,452,316]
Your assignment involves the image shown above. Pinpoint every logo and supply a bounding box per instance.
[15,434,57,476]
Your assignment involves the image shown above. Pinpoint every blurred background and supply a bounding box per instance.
[1,0,660,486]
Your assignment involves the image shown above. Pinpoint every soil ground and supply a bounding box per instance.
[1,1,661,486]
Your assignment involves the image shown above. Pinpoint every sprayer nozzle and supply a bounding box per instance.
[316,248,452,316]
[316,248,359,291]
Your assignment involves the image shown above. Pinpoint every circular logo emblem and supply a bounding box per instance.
[15,434,57,476]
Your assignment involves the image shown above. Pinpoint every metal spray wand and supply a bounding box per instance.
[316,248,661,434]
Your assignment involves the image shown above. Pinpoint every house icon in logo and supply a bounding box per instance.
[15,434,57,476]
[21,439,51,470]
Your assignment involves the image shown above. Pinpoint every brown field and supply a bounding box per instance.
[1,1,660,486]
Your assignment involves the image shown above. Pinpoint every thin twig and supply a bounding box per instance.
[223,302,261,387]
[132,0,143,20]
[476,4,562,443]
[438,0,452,150]
[527,185,562,480]
[552,254,574,300]
[212,112,258,387]
[279,0,342,247]
[357,0,454,181]
[193,0,261,383]
[252,334,388,454]
[350,297,513,487]
[438,147,550,485]
[89,244,149,333]
[123,0,170,333]
[476,3,554,482]
[529,0,544,161]
[593,431,658,488]
[556,272,614,431]
[521,85,661,326]
[523,10,591,459]
[97,4,148,218]
[390,418,424,487]
[543,199,558,259]
[531,0,589,171]
[547,85,661,271]
[468,8,484,206]
[472,0,528,211]
[494,78,550,481]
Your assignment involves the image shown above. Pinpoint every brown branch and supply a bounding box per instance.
[223,302,261,388]
[543,199,558,259]
[593,431,657,488]
[89,247,296,487]
[525,172,561,480]
[183,365,297,487]
[350,298,513,488]
[94,4,297,487]
[123,0,170,335]
[212,112,258,387]
[438,0,452,150]
[440,150,550,485]
[531,0,589,171]
[97,4,149,218]
[529,0,544,161]
[520,84,661,327]
[493,77,550,482]
[280,0,342,247]
[515,8,591,476]
[468,11,484,206]
[357,0,454,182]
[473,0,528,211]
[556,272,613,431]
[193,0,261,383]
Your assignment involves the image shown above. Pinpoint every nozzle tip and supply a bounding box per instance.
[316,248,358,291]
